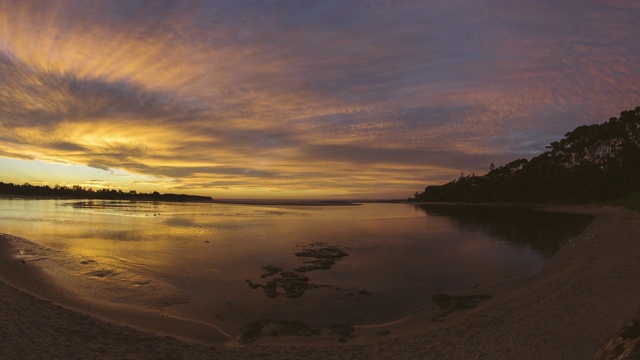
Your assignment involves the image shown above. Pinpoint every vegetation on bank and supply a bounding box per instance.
[412,106,640,203]
[0,182,213,202]
[609,191,640,211]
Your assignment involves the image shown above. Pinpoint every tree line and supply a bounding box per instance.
[412,106,640,203]
[0,182,214,202]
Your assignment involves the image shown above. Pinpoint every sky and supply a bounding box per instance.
[0,0,639,199]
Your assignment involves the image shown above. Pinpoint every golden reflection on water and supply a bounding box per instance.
[0,199,590,336]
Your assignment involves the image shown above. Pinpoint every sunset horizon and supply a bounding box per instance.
[1,1,639,199]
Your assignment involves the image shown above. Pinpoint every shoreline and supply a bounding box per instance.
[1,205,639,358]
[0,233,231,345]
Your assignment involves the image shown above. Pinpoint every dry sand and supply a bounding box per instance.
[1,205,639,359]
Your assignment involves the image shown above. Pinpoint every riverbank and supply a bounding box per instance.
[1,205,638,358]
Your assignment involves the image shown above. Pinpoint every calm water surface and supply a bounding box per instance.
[0,199,591,336]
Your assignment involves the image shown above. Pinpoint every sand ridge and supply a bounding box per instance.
[1,205,639,359]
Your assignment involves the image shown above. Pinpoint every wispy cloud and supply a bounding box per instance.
[0,0,639,198]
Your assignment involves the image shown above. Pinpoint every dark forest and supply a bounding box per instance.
[412,106,640,203]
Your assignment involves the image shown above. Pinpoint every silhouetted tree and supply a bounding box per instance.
[412,106,640,203]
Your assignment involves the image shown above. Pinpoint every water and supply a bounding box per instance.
[0,199,591,337]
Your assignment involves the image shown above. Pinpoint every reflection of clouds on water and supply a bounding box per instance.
[6,231,189,307]
[72,254,191,308]
[0,200,595,337]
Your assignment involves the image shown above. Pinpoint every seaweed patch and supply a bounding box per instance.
[245,243,367,299]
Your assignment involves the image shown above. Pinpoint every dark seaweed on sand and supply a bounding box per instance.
[245,243,351,298]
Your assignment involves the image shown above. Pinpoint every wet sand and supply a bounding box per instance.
[1,205,639,359]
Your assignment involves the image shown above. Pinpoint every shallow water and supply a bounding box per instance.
[0,199,591,338]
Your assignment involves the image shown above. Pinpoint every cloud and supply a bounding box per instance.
[0,0,639,198]
[0,52,207,127]
[0,149,34,161]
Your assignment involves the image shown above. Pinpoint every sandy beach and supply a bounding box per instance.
[1,205,639,359]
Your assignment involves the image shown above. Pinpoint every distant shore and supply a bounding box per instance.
[0,194,215,203]
[212,199,362,206]
[0,193,411,206]
[1,205,639,358]
[0,194,360,206]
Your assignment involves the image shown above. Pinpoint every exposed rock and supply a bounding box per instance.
[292,244,348,272]
[295,245,348,260]
[259,265,282,278]
[295,259,335,272]
[246,272,320,298]
[246,243,350,298]
[595,318,640,360]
